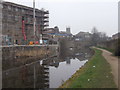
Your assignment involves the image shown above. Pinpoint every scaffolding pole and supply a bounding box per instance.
[33,0,36,43]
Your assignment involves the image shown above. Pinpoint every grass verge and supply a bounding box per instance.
[59,48,116,88]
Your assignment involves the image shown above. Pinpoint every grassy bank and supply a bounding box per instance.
[60,48,116,88]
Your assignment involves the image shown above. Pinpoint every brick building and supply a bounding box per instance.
[2,1,49,45]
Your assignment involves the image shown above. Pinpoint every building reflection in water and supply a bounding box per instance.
[2,61,49,88]
[2,47,93,88]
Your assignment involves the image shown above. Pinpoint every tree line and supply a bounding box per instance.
[90,27,120,56]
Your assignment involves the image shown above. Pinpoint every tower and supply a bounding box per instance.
[66,27,71,34]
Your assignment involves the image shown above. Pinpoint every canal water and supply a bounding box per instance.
[2,48,93,88]
[49,58,88,88]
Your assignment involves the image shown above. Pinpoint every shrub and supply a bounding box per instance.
[114,39,120,56]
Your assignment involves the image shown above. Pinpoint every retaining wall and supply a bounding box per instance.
[2,45,58,70]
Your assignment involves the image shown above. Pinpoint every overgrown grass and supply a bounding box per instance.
[60,48,116,88]
[97,46,114,53]
[97,46,120,58]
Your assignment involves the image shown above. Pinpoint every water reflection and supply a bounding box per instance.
[3,62,49,88]
[2,47,93,88]
[49,58,88,88]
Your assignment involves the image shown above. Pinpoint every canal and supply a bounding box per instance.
[2,47,93,88]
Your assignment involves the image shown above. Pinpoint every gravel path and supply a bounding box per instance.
[96,47,118,87]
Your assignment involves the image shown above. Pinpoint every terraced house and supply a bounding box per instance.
[2,1,49,45]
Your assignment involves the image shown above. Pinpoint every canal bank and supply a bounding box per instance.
[59,48,117,88]
[2,46,93,88]
[2,45,58,70]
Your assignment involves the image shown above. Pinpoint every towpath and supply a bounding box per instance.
[96,47,118,88]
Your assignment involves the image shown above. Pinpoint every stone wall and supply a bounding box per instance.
[97,39,118,51]
[2,45,58,70]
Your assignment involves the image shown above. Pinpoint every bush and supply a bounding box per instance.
[114,39,120,56]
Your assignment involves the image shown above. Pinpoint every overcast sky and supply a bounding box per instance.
[4,0,118,36]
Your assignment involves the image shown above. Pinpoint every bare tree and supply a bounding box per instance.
[91,27,98,34]
[91,27,100,46]
[91,27,109,46]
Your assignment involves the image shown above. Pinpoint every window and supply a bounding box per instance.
[22,9,25,13]
[14,25,19,30]
[15,40,18,44]
[8,14,12,21]
[7,24,12,31]
[11,14,14,20]
[8,5,11,10]
[15,7,18,12]
[2,24,5,30]
[19,27,22,30]
[18,8,21,12]
[15,15,18,21]
[27,17,30,23]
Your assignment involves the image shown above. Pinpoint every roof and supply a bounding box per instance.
[2,1,49,13]
[47,33,71,36]
[112,32,120,37]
